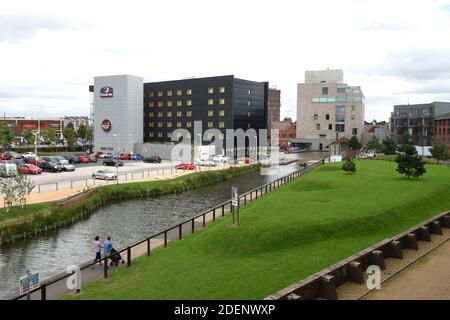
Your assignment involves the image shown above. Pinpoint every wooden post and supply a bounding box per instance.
[164,231,167,247]
[127,247,131,267]
[147,238,151,256]
[179,224,182,240]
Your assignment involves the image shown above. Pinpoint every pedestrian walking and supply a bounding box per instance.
[103,237,113,266]
[92,236,103,268]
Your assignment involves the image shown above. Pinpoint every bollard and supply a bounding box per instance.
[430,221,442,235]
[405,233,419,250]
[319,275,337,300]
[417,226,431,242]
[285,293,301,300]
[348,261,364,284]
[370,250,385,270]
[41,284,47,300]
[127,247,131,267]
[164,231,167,247]
[192,219,195,233]
[387,240,403,259]
[104,258,108,278]
[147,238,151,256]
[441,215,450,228]
[179,224,182,240]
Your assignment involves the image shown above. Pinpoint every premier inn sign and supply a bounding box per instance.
[100,86,113,97]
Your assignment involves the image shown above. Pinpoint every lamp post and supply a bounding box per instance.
[33,132,39,159]
[112,134,120,184]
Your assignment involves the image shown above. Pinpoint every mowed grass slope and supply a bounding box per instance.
[63,161,450,300]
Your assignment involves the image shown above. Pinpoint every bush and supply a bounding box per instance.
[342,158,356,174]
[395,144,426,179]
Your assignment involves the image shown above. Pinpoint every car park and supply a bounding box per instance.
[17,164,43,175]
[143,156,162,163]
[92,169,117,181]
[103,159,124,167]
[38,161,62,173]
[198,159,217,167]
[175,163,195,170]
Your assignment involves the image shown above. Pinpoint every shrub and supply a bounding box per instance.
[395,144,426,179]
[342,158,356,174]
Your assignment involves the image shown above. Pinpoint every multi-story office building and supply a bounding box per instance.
[390,102,450,146]
[433,113,450,155]
[0,117,65,140]
[267,88,281,127]
[143,75,268,145]
[294,69,365,151]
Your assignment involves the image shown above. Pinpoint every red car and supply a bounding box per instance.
[18,164,43,174]
[95,152,104,158]
[175,163,196,170]
[119,153,131,160]
[0,153,8,160]
[244,157,252,164]
[27,157,45,166]
[78,156,90,163]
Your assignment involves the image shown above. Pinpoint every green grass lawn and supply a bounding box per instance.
[62,160,450,300]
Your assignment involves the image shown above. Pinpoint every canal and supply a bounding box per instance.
[0,152,326,299]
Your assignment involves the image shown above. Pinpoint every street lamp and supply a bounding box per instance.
[112,133,120,184]
[33,132,39,159]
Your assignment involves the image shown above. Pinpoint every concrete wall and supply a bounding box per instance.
[134,143,177,160]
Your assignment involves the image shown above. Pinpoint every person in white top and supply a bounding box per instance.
[92,236,103,268]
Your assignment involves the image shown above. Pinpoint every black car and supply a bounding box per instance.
[39,161,62,172]
[143,156,162,163]
[65,155,80,164]
[103,159,124,167]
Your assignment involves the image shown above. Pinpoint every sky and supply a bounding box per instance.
[1,0,450,122]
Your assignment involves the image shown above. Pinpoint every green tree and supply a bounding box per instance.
[77,123,87,140]
[367,136,383,153]
[0,123,13,146]
[63,123,76,148]
[349,135,362,150]
[395,144,426,179]
[382,137,397,155]
[41,127,58,144]
[430,140,449,164]
[21,128,35,145]
[342,158,356,175]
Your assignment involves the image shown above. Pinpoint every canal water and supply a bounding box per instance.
[0,152,326,299]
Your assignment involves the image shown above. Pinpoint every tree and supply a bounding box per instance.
[430,140,449,164]
[395,144,426,179]
[0,123,13,146]
[382,137,397,155]
[0,168,35,213]
[349,135,362,150]
[367,136,383,153]
[77,123,87,140]
[63,123,76,148]
[41,127,58,144]
[342,158,356,175]
[21,128,35,145]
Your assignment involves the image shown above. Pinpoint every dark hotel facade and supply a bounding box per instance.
[143,75,269,143]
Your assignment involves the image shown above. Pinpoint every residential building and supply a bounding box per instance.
[293,69,365,151]
[390,102,450,146]
[434,112,450,156]
[271,118,296,148]
[361,120,390,145]
[267,88,281,129]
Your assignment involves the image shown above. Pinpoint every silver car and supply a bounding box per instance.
[198,159,217,167]
[92,169,117,180]
[56,161,75,172]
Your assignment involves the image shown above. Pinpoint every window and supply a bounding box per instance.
[326,114,330,120]
[248,89,251,95]
[322,87,328,95]
[208,87,214,94]
[149,112,154,117]
[149,101,154,107]
[336,114,345,122]
[158,132,163,138]
[177,111,182,117]
[352,128,358,135]
[219,98,225,105]
[176,89,182,96]
[219,121,225,128]
[149,122,154,128]
[157,101,163,107]
[167,90,173,97]
[167,132,172,138]
[177,100,182,107]
[208,99,214,105]
[158,91,163,97]
[207,121,214,128]
[219,110,225,116]
[149,91,154,97]
[186,110,192,117]
[329,124,332,130]
[157,122,163,128]
[187,99,192,106]
[176,122,182,128]
[336,105,346,113]
[336,124,345,132]
[187,89,192,95]
[248,101,251,106]
[219,86,225,93]
[316,124,320,130]
[157,112,163,117]
[167,101,172,107]
[149,132,154,137]
[186,121,192,128]
[167,122,172,128]
[167,111,172,117]
[208,110,214,116]
[314,114,318,121]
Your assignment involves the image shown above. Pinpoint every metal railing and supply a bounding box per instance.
[12,159,325,300]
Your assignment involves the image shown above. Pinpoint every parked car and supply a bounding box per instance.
[41,156,57,163]
[88,154,98,162]
[55,156,69,165]
[14,158,26,165]
[175,163,195,170]
[99,152,113,159]
[92,169,117,180]
[211,155,230,163]
[38,161,62,172]
[244,157,252,164]
[22,152,36,159]
[95,151,104,158]
[17,164,43,175]
[78,155,90,163]
[198,159,217,167]
[27,157,45,166]
[4,151,20,159]
[103,159,124,167]
[55,161,75,172]
[143,156,162,163]
[65,155,80,164]
[0,153,8,160]
[131,154,144,161]
[119,153,131,160]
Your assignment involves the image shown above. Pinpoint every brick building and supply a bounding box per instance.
[272,118,296,148]
[434,112,450,156]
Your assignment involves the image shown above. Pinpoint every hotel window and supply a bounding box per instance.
[219,98,225,105]
[176,89,182,96]
[329,124,332,130]
[187,89,192,95]
[352,128,358,135]
[149,122,154,128]
[149,101,154,107]
[177,122,182,128]
[336,114,345,122]
[219,121,225,128]
[219,86,225,93]
[219,110,225,116]
[157,112,163,117]
[208,110,214,117]
[325,114,330,120]
[167,111,172,117]
[207,121,214,128]
[186,110,192,117]
[167,101,172,107]
[186,121,192,128]
[149,91,154,97]
[157,122,163,128]
[187,99,192,106]
[149,132,154,137]
[149,112,154,117]
[248,101,251,106]
[167,90,173,97]
[208,99,214,105]
[167,122,172,128]
[167,132,172,138]
[322,87,328,95]
[158,91,163,97]
[158,132,163,137]
[248,89,251,95]
[208,87,214,94]
[314,114,318,121]
[158,101,163,107]
[336,124,345,132]
[316,124,320,130]
[177,100,182,107]
[177,111,182,117]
